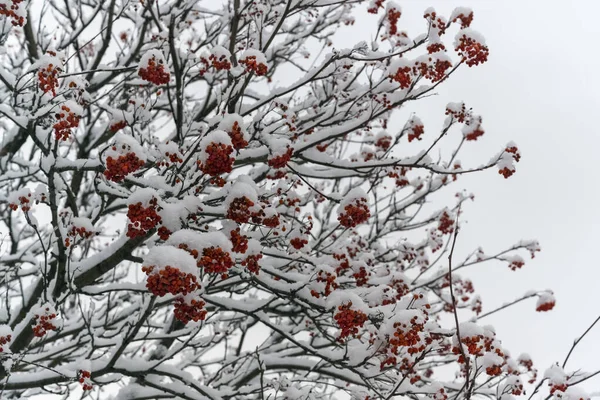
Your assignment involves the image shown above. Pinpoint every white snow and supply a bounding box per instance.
[142,245,197,274]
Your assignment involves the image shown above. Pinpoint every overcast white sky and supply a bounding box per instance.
[333,0,600,393]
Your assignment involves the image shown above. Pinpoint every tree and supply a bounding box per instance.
[0,0,596,399]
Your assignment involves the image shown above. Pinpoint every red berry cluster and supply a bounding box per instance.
[65,225,95,248]
[228,121,248,150]
[471,297,482,315]
[382,354,423,382]
[465,126,484,141]
[486,363,503,376]
[400,245,418,264]
[445,103,470,123]
[199,54,232,76]
[173,298,207,324]
[263,214,281,228]
[157,226,171,241]
[268,147,293,169]
[453,335,483,358]
[109,121,127,132]
[230,228,249,253]
[142,265,199,297]
[415,58,453,82]
[347,238,368,259]
[505,145,521,162]
[78,370,93,391]
[499,145,521,179]
[453,12,474,28]
[381,279,410,305]
[165,150,183,164]
[352,266,370,286]
[198,142,235,176]
[178,242,235,277]
[509,380,524,395]
[8,193,33,212]
[452,333,506,373]
[536,299,555,312]
[227,197,255,224]
[266,170,288,180]
[441,276,474,306]
[386,7,401,36]
[207,176,226,187]
[278,195,302,208]
[408,123,425,142]
[0,334,11,353]
[448,163,461,182]
[138,55,170,85]
[423,10,448,36]
[549,383,568,396]
[508,259,524,271]
[283,113,298,133]
[437,211,455,234]
[334,302,368,341]
[32,308,58,337]
[519,356,538,384]
[367,0,385,14]
[53,105,80,141]
[240,56,268,76]
[209,53,232,71]
[177,243,199,259]
[388,167,410,188]
[241,253,262,274]
[127,198,161,239]
[455,35,489,67]
[432,388,448,400]
[310,271,339,298]
[427,42,446,54]
[156,147,184,169]
[498,167,514,179]
[290,237,308,250]
[0,0,24,26]
[389,317,426,356]
[361,150,375,162]
[338,198,370,228]
[333,253,350,275]
[389,66,412,89]
[375,135,392,150]
[38,63,60,96]
[251,208,280,227]
[372,94,399,113]
[198,246,234,278]
[104,152,145,182]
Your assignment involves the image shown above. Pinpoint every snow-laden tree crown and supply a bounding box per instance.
[0,0,594,399]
